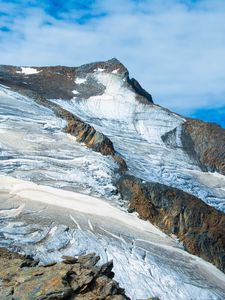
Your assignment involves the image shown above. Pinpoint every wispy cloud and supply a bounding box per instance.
[0,0,225,124]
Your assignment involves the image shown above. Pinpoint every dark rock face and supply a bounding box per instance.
[182,119,225,175]
[65,116,115,156]
[161,125,206,171]
[161,118,225,175]
[0,65,76,99]
[117,175,225,273]
[0,248,130,300]
[128,77,153,104]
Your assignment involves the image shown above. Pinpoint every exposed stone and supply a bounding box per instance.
[65,116,115,156]
[61,256,78,264]
[0,248,130,300]
[128,77,153,104]
[117,175,225,273]
[182,119,225,175]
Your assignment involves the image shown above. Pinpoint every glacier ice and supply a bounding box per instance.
[1,77,225,300]
[50,71,225,212]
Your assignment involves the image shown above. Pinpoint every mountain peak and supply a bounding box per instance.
[0,59,153,104]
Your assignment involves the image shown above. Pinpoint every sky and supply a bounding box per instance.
[0,0,225,127]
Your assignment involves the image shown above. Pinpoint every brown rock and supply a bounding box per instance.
[182,119,225,175]
[0,248,130,300]
[117,175,225,273]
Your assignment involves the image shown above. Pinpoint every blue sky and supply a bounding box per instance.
[0,0,225,127]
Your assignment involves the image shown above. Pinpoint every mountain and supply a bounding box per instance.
[0,58,225,300]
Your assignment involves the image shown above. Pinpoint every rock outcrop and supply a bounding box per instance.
[117,175,225,273]
[0,248,130,300]
[127,77,153,104]
[161,118,225,175]
[182,119,225,175]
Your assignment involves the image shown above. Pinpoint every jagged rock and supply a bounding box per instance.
[65,116,115,156]
[0,248,130,300]
[117,175,225,272]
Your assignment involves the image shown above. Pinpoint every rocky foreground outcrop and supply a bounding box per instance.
[117,175,225,273]
[0,248,130,300]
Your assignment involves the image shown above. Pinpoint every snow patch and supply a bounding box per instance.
[94,68,105,72]
[72,90,79,95]
[112,69,119,74]
[75,78,87,84]
[49,226,58,236]
[0,175,166,236]
[16,67,41,75]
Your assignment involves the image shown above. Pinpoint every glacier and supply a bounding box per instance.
[1,176,225,300]
[50,70,225,212]
[0,64,225,300]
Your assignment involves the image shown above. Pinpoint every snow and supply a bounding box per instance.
[72,90,79,95]
[0,175,166,235]
[1,75,225,299]
[49,226,58,236]
[112,69,119,74]
[50,72,225,212]
[0,203,25,218]
[75,77,87,84]
[0,85,118,200]
[1,177,225,300]
[94,68,105,72]
[16,67,41,75]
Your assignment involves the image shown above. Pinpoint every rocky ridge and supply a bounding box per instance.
[0,248,130,300]
[0,58,153,104]
[117,175,225,272]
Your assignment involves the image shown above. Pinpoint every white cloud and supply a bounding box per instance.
[0,0,225,115]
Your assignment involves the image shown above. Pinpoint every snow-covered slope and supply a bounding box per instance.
[1,176,225,300]
[51,69,225,212]
[0,85,120,201]
[0,59,225,300]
